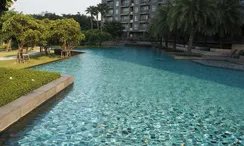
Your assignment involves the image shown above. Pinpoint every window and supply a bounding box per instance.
[122,8,130,14]
[134,24,138,30]
[134,16,138,21]
[116,1,119,6]
[122,24,129,29]
[134,7,139,13]
[108,10,113,15]
[152,6,157,12]
[141,6,149,11]
[140,15,149,21]
[115,9,119,14]
[121,16,129,21]
[115,17,119,21]
[135,0,139,4]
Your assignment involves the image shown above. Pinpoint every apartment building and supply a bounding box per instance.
[102,0,168,40]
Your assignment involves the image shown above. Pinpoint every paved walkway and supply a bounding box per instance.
[0,52,40,61]
[193,60,244,71]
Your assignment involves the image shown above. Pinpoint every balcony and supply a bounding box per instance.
[121,11,130,15]
[121,19,129,23]
[107,3,114,8]
[106,12,114,16]
[158,0,167,3]
[140,10,150,14]
[139,19,148,22]
[121,3,131,7]
[139,27,147,31]
[140,0,150,5]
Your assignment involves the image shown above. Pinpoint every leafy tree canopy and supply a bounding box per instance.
[84,29,111,46]
[103,21,124,40]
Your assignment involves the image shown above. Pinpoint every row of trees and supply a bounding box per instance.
[32,12,92,31]
[149,0,244,52]
[0,11,85,62]
[86,3,109,30]
[0,0,16,15]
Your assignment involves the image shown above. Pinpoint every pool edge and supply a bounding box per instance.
[0,75,74,132]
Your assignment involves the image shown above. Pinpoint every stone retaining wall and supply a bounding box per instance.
[0,75,74,132]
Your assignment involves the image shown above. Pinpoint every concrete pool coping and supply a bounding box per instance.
[0,75,74,132]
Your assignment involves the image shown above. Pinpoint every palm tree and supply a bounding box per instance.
[97,3,109,29]
[149,3,172,49]
[171,0,216,52]
[93,7,99,30]
[215,0,243,48]
[86,6,96,29]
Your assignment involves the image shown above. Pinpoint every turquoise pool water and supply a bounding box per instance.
[1,47,244,145]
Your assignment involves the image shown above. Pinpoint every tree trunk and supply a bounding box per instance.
[101,15,104,30]
[219,36,224,49]
[96,15,99,30]
[61,41,67,58]
[172,33,177,51]
[44,46,48,55]
[165,36,168,49]
[204,36,207,46]
[159,36,163,48]
[6,39,12,52]
[90,14,93,30]
[17,46,24,63]
[187,30,195,52]
[25,47,28,54]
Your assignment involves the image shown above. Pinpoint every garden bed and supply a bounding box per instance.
[0,68,60,107]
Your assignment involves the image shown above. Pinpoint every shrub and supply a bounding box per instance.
[0,68,61,106]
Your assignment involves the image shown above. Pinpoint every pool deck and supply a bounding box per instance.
[193,60,244,71]
[0,75,74,132]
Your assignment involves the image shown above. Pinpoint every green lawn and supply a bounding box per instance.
[0,68,61,106]
[0,50,18,57]
[0,54,61,69]
[0,47,41,57]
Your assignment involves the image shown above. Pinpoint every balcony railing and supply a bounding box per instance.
[141,0,150,5]
[140,10,150,13]
[121,11,130,15]
[121,3,130,7]
[139,19,148,22]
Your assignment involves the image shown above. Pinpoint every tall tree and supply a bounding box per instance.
[172,0,216,52]
[84,29,111,46]
[149,3,172,49]
[93,7,99,30]
[215,0,243,48]
[86,6,96,30]
[103,21,124,42]
[2,14,41,62]
[97,3,109,29]
[38,19,56,55]
[52,18,85,57]
[0,10,17,51]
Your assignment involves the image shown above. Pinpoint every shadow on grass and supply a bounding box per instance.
[31,53,60,60]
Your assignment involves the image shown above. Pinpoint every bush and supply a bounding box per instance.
[84,29,111,46]
[0,68,61,106]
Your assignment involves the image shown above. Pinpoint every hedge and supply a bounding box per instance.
[0,68,61,107]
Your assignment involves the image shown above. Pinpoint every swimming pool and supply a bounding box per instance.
[1,47,244,145]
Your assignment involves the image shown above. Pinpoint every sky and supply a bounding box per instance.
[11,0,101,15]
